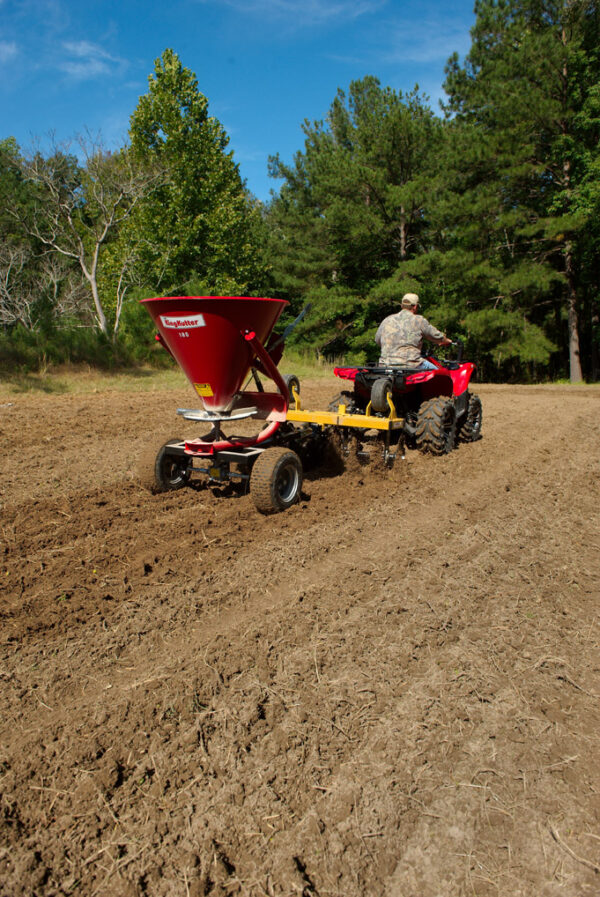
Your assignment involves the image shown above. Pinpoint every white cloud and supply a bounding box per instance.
[0,40,18,64]
[382,20,471,65]
[326,51,371,65]
[59,40,124,80]
[232,145,266,163]
[200,0,383,26]
[325,11,472,70]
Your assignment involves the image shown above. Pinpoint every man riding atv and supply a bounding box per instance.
[375,292,452,370]
[329,291,481,456]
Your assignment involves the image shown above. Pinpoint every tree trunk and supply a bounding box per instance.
[399,206,406,260]
[565,242,583,382]
[591,301,599,382]
[558,22,583,382]
[85,266,108,337]
[86,245,109,337]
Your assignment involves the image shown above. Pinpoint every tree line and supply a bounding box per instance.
[1,1,599,382]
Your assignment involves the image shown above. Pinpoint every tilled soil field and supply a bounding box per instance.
[1,380,599,896]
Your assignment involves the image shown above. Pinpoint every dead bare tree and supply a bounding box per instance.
[112,241,143,335]
[19,133,162,338]
[41,251,90,324]
[0,242,38,329]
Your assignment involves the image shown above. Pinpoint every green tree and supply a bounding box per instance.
[0,138,83,331]
[266,77,441,358]
[0,138,27,242]
[441,0,600,381]
[128,49,265,295]
[0,138,39,329]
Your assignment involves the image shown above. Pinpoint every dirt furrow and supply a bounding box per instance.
[1,383,599,896]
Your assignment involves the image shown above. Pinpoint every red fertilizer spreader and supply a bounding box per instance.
[140,296,480,513]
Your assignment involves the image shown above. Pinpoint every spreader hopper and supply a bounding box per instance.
[141,295,288,412]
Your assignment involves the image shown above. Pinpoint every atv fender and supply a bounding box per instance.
[407,371,453,400]
[450,363,476,397]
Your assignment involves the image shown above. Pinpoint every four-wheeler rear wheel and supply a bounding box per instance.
[250,446,303,514]
[458,392,483,443]
[370,377,393,414]
[152,438,191,492]
[415,397,457,455]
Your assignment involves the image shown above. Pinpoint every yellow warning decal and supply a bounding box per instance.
[194,382,214,397]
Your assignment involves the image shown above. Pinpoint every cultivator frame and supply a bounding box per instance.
[286,385,405,466]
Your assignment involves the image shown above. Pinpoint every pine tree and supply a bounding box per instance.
[442,0,600,381]
[266,77,441,358]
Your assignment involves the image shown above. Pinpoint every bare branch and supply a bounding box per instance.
[16,133,163,336]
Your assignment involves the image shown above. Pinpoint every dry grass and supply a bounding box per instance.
[0,365,187,398]
[0,351,338,398]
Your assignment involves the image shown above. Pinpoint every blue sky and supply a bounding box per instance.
[0,0,476,202]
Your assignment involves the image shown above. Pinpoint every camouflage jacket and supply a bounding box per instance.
[374,309,444,367]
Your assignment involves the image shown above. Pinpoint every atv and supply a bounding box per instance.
[329,343,482,455]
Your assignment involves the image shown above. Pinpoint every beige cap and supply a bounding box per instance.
[401,293,419,308]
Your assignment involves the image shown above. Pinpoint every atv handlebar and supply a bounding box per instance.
[433,339,464,368]
[451,339,464,363]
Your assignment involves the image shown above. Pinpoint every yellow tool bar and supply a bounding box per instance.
[286,408,404,430]
[286,393,404,431]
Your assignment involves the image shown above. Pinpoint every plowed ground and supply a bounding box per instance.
[1,381,599,897]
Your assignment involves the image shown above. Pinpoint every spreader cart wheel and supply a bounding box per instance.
[415,397,457,455]
[153,438,191,492]
[370,377,393,414]
[458,392,483,443]
[282,373,300,402]
[250,446,303,514]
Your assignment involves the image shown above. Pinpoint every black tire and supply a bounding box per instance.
[458,393,483,443]
[152,438,191,492]
[327,391,357,413]
[250,447,303,514]
[370,377,393,414]
[415,397,457,455]
[282,374,300,402]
